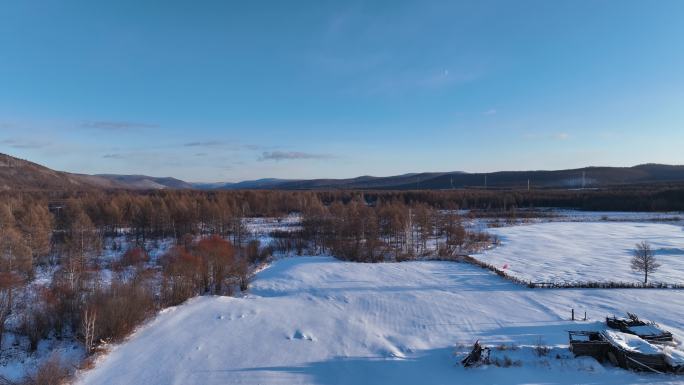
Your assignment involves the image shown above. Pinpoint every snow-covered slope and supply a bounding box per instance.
[477,222,684,284]
[77,257,684,385]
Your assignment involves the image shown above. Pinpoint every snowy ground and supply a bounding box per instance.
[243,214,302,234]
[548,210,684,223]
[244,214,302,245]
[76,256,684,385]
[475,222,684,284]
[0,334,82,382]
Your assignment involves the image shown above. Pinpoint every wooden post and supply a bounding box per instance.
[571,308,575,321]
[584,311,587,321]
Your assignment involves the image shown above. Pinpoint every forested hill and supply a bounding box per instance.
[2,152,684,191]
[207,164,684,190]
[0,153,191,191]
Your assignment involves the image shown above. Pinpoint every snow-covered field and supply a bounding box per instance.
[475,222,684,284]
[548,210,684,223]
[77,256,684,385]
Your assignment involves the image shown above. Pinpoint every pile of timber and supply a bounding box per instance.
[606,313,673,343]
[570,330,682,373]
[601,330,672,373]
[569,312,682,374]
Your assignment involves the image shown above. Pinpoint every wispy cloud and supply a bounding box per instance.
[0,138,48,149]
[81,120,158,130]
[258,151,334,161]
[183,142,281,152]
[244,144,269,151]
[102,153,125,159]
[554,132,570,140]
[483,109,497,116]
[184,140,225,147]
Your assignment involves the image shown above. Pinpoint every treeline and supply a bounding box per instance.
[2,184,683,244]
[294,199,492,262]
[0,186,681,299]
[0,189,314,276]
[53,190,320,241]
[356,184,684,212]
[1,186,680,281]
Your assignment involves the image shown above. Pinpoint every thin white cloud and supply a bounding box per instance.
[0,138,48,149]
[81,120,158,130]
[258,151,334,162]
[182,141,247,151]
[102,153,125,159]
[184,140,225,147]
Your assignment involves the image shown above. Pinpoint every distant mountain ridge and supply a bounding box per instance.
[198,164,684,190]
[0,153,192,191]
[191,178,296,190]
[2,153,684,191]
[95,174,194,189]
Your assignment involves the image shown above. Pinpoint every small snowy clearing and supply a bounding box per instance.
[77,256,684,385]
[244,214,302,244]
[476,222,684,284]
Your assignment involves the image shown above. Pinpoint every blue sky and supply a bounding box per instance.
[1,0,683,182]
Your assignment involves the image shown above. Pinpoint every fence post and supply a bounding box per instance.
[571,308,574,321]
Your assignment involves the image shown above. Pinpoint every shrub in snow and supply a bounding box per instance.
[160,236,249,304]
[79,279,156,349]
[116,247,149,269]
[534,337,550,357]
[491,355,521,368]
[21,354,71,385]
[19,303,51,352]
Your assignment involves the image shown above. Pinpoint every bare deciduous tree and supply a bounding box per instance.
[81,308,97,355]
[0,272,22,348]
[0,226,32,276]
[631,241,660,284]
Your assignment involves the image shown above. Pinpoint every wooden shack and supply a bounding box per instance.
[568,331,610,361]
